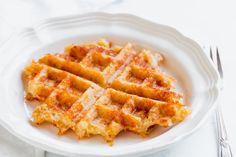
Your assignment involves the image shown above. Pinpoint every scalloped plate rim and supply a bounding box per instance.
[0,12,220,157]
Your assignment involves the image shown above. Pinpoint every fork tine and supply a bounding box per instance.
[216,47,224,78]
[210,47,213,61]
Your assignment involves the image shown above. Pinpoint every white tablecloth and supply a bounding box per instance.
[0,0,235,156]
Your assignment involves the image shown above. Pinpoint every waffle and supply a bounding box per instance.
[22,39,190,145]
[38,41,135,87]
[111,49,182,103]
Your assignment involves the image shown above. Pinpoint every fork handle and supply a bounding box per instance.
[216,106,233,157]
[218,135,233,157]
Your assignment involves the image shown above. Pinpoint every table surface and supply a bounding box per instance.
[0,0,235,156]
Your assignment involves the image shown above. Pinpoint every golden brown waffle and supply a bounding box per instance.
[38,42,135,87]
[74,88,189,143]
[22,39,190,145]
[23,61,104,134]
[111,49,182,103]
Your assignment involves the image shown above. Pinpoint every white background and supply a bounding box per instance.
[0,0,235,156]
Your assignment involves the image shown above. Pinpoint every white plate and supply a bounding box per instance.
[0,12,220,157]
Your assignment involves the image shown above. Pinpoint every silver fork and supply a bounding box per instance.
[210,47,233,157]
